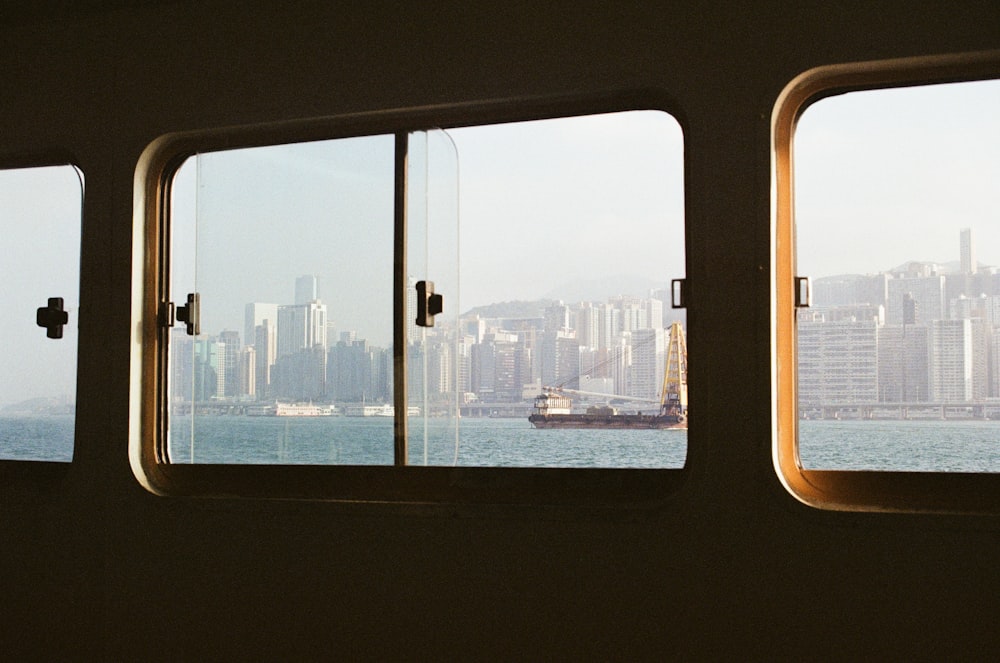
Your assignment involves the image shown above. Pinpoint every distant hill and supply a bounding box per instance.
[463,299,557,319]
[541,274,663,303]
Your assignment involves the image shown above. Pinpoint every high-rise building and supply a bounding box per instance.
[277,301,328,358]
[876,325,929,402]
[245,302,278,351]
[929,319,972,401]
[628,327,665,402]
[295,274,319,305]
[254,320,277,399]
[797,312,879,405]
[218,330,242,397]
[961,228,976,274]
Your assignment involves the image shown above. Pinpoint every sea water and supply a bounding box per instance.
[3,415,1000,472]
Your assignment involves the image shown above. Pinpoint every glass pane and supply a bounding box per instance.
[407,130,461,465]
[447,111,687,468]
[0,165,81,462]
[795,78,1000,471]
[168,136,396,464]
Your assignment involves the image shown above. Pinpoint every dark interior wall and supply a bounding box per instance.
[1,2,999,659]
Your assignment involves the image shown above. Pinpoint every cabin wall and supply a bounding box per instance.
[1,2,999,658]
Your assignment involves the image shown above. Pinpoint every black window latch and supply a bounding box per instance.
[176,293,200,336]
[415,280,443,327]
[36,297,69,339]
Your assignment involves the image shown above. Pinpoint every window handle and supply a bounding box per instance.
[175,292,200,335]
[36,297,69,339]
[415,280,443,327]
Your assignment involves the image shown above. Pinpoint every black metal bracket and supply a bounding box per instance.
[176,292,200,335]
[794,276,811,308]
[36,297,69,339]
[671,278,687,309]
[415,280,443,327]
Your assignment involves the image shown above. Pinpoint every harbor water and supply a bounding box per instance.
[3,415,1000,472]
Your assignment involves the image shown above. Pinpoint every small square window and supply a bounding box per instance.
[0,165,81,462]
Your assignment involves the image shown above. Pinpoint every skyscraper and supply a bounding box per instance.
[295,274,319,305]
[960,228,976,274]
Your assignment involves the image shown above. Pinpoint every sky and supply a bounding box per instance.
[1,79,998,407]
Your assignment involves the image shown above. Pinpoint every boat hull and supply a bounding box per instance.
[528,413,687,429]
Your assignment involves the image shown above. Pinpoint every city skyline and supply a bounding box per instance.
[1,79,998,407]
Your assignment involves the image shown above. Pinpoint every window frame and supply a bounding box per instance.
[772,50,1000,513]
[130,92,691,504]
[0,160,84,466]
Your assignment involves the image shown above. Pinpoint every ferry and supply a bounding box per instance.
[245,403,335,417]
[343,404,421,417]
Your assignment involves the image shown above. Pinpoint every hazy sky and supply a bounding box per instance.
[1,79,998,406]
[795,78,1000,277]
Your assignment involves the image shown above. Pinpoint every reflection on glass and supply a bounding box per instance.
[168,136,396,463]
[795,78,1000,471]
[0,165,81,462]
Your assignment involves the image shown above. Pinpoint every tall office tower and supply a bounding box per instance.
[245,302,278,350]
[277,301,328,358]
[628,327,665,401]
[295,274,319,305]
[239,346,256,398]
[218,330,242,397]
[254,320,277,399]
[961,228,976,274]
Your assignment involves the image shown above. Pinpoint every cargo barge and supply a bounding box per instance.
[528,321,688,430]
[527,393,687,429]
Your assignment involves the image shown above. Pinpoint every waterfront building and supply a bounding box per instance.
[797,311,879,405]
[876,325,929,402]
[929,319,972,401]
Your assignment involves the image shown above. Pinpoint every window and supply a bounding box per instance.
[774,52,1000,512]
[0,165,81,462]
[132,100,688,501]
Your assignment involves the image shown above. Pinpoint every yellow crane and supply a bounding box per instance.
[659,322,688,420]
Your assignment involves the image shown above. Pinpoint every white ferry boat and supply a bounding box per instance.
[246,403,335,417]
